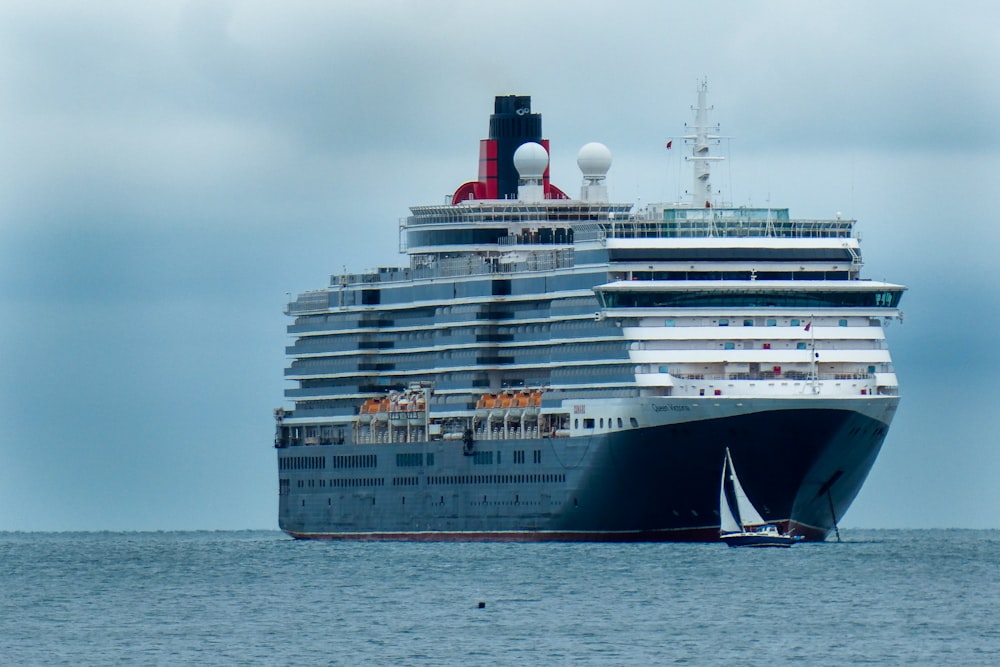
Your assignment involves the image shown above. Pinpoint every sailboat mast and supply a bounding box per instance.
[719,449,742,534]
[726,448,767,529]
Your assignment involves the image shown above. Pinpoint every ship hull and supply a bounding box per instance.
[278,396,898,542]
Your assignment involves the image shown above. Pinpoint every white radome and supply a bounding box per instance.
[513,142,549,180]
[577,142,612,179]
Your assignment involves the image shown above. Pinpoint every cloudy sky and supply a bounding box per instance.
[2,0,998,531]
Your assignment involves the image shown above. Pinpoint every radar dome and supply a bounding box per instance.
[577,142,612,179]
[513,142,549,180]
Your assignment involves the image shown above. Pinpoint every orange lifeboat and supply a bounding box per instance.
[358,399,379,423]
[490,393,512,421]
[475,394,495,419]
[372,398,390,423]
[507,392,529,419]
[524,391,542,419]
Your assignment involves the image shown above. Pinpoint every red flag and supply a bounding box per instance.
[665,140,673,149]
[804,321,811,332]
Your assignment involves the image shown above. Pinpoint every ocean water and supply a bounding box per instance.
[1,530,998,665]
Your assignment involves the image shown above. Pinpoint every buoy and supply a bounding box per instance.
[477,601,486,609]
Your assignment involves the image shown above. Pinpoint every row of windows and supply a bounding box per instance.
[291,340,628,371]
[715,318,846,327]
[577,417,640,430]
[720,341,827,350]
[396,452,434,467]
[608,247,853,261]
[284,450,543,472]
[281,473,568,490]
[279,456,326,471]
[426,473,566,485]
[291,297,599,331]
[600,290,903,309]
[469,450,541,465]
[625,270,850,281]
[302,477,385,488]
[292,322,609,358]
[343,271,601,307]
[331,454,378,469]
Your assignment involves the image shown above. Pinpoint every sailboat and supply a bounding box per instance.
[719,448,801,547]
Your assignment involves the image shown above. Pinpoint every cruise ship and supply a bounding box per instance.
[274,83,905,541]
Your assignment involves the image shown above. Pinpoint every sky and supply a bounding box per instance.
[1,0,998,531]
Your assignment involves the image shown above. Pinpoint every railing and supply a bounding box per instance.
[592,218,855,240]
[673,371,875,382]
[405,202,633,226]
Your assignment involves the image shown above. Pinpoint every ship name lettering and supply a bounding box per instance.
[652,404,691,413]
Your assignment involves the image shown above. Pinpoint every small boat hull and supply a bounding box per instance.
[721,531,800,548]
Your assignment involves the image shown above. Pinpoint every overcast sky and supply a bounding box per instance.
[2,0,998,531]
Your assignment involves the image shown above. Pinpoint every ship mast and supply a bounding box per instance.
[684,79,723,208]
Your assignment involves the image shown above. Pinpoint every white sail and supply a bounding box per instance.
[719,455,741,534]
[726,449,766,528]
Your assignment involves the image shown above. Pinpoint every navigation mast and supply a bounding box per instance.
[684,79,723,208]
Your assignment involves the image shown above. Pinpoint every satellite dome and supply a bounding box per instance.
[513,142,549,180]
[577,142,612,179]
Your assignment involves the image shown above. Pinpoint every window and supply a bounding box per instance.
[791,319,800,326]
[766,318,777,326]
[617,418,623,428]
[629,417,639,427]
[664,318,675,327]
[797,342,808,350]
[724,342,736,350]
[583,418,595,429]
[839,319,848,327]
[743,319,754,327]
[718,318,729,327]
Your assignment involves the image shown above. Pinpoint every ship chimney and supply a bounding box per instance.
[490,95,544,199]
[451,95,567,205]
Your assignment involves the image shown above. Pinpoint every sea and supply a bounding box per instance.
[1,530,997,665]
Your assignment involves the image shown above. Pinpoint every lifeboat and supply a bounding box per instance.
[372,398,390,423]
[524,391,542,420]
[475,394,495,420]
[389,397,408,427]
[358,399,379,424]
[407,397,426,426]
[506,392,529,420]
[490,393,513,421]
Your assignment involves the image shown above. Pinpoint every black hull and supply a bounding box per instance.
[277,402,894,542]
